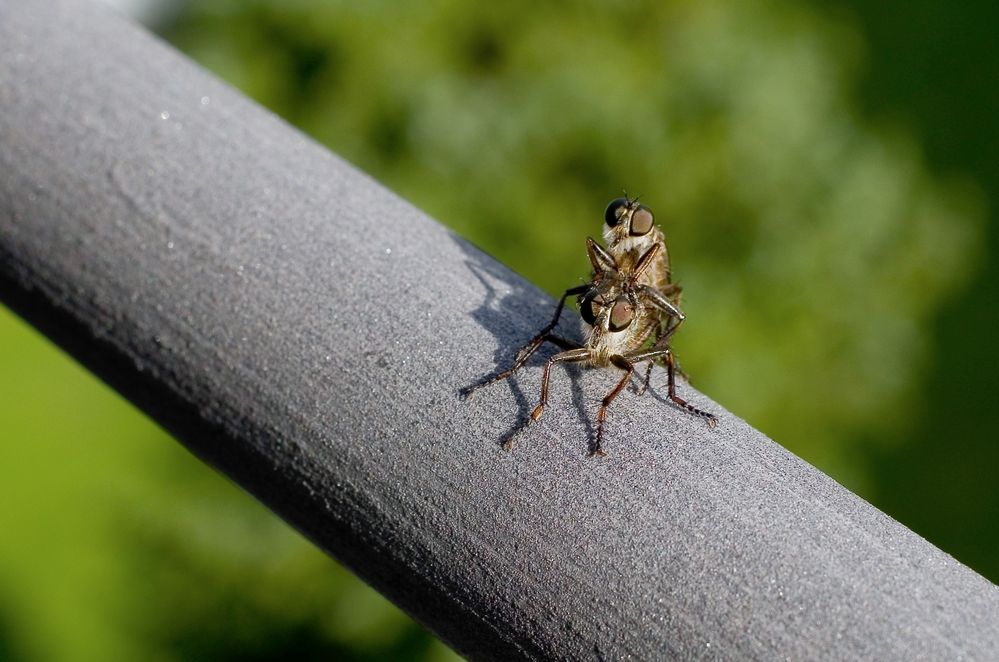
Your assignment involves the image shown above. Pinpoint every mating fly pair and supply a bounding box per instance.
[463,197,716,456]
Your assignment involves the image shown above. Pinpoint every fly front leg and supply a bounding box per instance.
[503,348,591,450]
[591,355,635,457]
[635,284,685,331]
[461,284,588,398]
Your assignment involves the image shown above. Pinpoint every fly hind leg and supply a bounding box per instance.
[461,284,588,398]
[503,348,591,450]
[664,350,715,426]
[635,314,692,396]
[628,347,716,427]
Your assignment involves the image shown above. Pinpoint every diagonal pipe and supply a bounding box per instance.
[1,0,997,658]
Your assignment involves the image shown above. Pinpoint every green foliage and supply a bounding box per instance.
[1,0,993,659]
[827,0,999,597]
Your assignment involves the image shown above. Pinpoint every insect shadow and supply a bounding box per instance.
[450,234,598,450]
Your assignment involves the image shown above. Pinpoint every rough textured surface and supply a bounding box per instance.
[1,0,998,659]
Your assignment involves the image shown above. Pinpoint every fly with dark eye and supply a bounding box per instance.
[603,196,696,399]
[462,198,716,456]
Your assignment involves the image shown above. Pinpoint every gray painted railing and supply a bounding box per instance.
[2,0,998,659]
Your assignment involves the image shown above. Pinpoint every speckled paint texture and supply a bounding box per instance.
[1,0,998,659]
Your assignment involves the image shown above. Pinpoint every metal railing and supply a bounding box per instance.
[2,0,998,658]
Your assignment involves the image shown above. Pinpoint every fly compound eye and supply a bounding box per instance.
[608,297,634,331]
[629,204,654,236]
[604,198,630,228]
[580,291,604,326]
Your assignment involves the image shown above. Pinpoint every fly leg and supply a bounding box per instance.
[503,348,591,450]
[591,355,635,457]
[638,350,655,396]
[628,347,716,426]
[636,316,691,395]
[636,323,666,396]
[634,288,684,396]
[665,349,715,426]
[461,284,588,398]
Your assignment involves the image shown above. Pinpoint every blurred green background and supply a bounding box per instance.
[2,0,997,659]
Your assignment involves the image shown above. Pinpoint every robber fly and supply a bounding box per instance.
[603,196,687,394]
[462,199,716,456]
